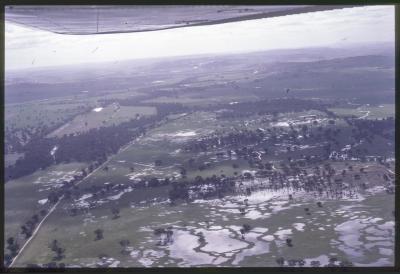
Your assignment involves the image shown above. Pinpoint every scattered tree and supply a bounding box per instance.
[94,229,104,241]
[111,208,120,219]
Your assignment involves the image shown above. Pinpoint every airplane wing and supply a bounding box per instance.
[5,5,359,35]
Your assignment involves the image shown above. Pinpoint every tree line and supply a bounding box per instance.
[5,103,188,182]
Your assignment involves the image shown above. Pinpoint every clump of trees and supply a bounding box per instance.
[6,237,19,259]
[310,260,321,267]
[153,227,174,246]
[48,240,65,261]
[94,229,104,241]
[119,239,130,255]
[168,176,236,204]
[196,232,206,245]
[239,224,251,239]
[20,213,42,239]
[276,257,285,266]
[111,208,120,219]
[168,182,189,203]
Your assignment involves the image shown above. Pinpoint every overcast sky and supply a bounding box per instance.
[5,5,394,70]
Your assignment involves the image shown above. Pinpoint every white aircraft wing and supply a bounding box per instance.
[5,5,359,35]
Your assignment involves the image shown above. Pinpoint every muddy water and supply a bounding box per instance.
[116,189,394,267]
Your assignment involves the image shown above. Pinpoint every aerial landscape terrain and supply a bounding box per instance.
[4,40,395,268]
[5,42,394,267]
